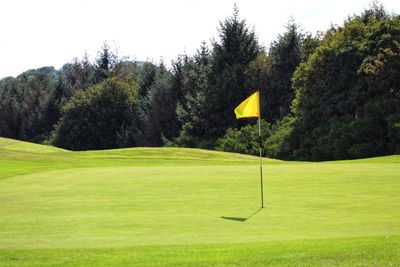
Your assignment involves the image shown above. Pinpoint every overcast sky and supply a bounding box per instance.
[0,0,399,78]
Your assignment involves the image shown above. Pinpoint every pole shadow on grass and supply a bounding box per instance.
[221,208,262,222]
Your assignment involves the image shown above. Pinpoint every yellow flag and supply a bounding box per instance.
[234,91,260,119]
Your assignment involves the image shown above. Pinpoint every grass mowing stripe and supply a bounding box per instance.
[1,236,399,266]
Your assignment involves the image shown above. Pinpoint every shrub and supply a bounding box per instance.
[51,78,138,150]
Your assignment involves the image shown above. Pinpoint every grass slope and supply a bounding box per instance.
[0,137,399,266]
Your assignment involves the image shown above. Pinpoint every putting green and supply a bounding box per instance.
[0,137,399,266]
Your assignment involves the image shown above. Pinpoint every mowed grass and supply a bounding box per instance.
[0,137,399,266]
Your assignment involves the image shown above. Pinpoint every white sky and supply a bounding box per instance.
[0,0,399,78]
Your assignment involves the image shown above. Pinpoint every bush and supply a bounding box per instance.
[387,114,400,153]
[216,120,271,156]
[264,116,296,159]
[51,78,138,150]
[167,123,217,149]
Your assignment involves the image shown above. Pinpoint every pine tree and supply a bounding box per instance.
[94,42,116,83]
[204,5,260,141]
[264,20,303,123]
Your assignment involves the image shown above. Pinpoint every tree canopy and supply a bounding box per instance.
[51,78,138,150]
[0,4,399,160]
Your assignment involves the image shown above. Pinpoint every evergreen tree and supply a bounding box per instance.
[172,44,213,148]
[0,67,58,142]
[140,63,178,146]
[203,5,260,143]
[138,62,157,97]
[94,42,116,83]
[264,20,303,123]
[0,77,19,138]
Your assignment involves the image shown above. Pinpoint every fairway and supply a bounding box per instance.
[0,137,400,266]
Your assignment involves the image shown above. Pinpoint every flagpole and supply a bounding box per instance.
[258,94,264,209]
[234,90,264,209]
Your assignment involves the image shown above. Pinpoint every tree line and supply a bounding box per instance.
[0,3,399,161]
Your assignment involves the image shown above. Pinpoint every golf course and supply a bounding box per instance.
[0,137,399,266]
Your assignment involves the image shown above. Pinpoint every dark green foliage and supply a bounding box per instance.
[46,56,96,130]
[172,45,213,147]
[0,67,58,142]
[217,117,298,159]
[387,114,400,153]
[173,7,260,148]
[263,21,309,123]
[216,120,271,156]
[94,43,117,83]
[0,46,142,147]
[114,61,141,88]
[138,62,157,97]
[140,63,178,146]
[244,53,269,101]
[51,78,138,150]
[0,77,19,138]
[287,8,400,160]
[205,6,260,139]
[167,122,215,149]
[264,116,297,159]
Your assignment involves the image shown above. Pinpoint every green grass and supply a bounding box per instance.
[0,137,399,266]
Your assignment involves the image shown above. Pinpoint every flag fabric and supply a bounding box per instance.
[234,91,260,119]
